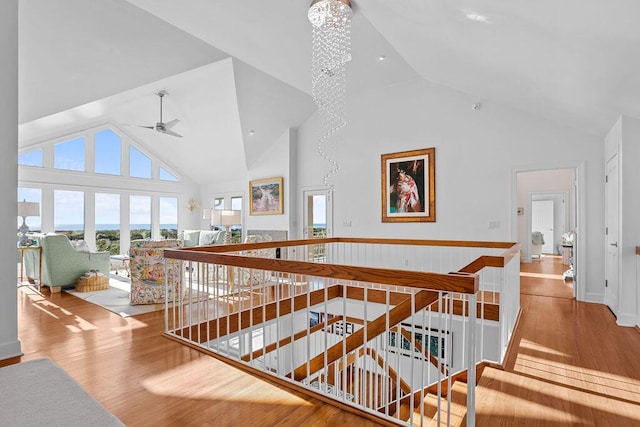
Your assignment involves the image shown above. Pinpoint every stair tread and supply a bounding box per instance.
[422,382,468,426]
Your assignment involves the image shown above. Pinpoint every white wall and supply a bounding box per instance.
[0,0,21,360]
[245,129,293,235]
[296,78,605,302]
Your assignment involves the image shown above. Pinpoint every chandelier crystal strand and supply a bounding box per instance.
[309,0,352,191]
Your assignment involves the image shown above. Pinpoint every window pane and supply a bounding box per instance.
[129,146,151,179]
[18,149,43,167]
[130,195,151,240]
[159,167,179,181]
[214,197,224,210]
[55,190,84,240]
[17,187,41,232]
[231,196,243,211]
[54,137,85,171]
[230,196,243,243]
[160,197,178,239]
[96,193,120,255]
[95,129,121,175]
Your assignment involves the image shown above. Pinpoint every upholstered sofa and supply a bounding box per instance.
[23,233,110,292]
[178,229,225,247]
[129,239,184,305]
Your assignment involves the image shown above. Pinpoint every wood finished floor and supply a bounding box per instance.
[477,256,640,426]
[5,257,640,426]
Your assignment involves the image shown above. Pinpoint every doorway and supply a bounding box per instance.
[303,189,332,262]
[515,167,581,299]
[302,189,332,239]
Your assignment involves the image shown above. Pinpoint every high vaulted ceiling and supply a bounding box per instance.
[19,0,640,184]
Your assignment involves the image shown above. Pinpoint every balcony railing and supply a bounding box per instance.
[163,237,520,426]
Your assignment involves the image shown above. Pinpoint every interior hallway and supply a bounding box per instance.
[477,256,640,426]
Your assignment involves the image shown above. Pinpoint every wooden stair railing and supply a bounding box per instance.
[331,347,412,395]
[240,315,344,362]
[397,326,449,376]
[292,290,441,381]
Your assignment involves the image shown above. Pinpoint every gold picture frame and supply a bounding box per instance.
[381,147,435,222]
[249,177,284,215]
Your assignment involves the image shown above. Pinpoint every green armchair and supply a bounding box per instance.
[24,234,110,292]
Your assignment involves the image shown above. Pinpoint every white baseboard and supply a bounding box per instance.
[616,313,639,327]
[0,339,23,361]
[585,292,605,304]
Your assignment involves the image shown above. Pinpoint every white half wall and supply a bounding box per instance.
[296,78,605,302]
[0,0,22,360]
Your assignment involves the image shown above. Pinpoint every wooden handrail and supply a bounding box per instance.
[165,252,478,294]
[167,236,518,254]
[336,347,412,395]
[398,326,448,376]
[292,290,440,381]
[241,315,344,362]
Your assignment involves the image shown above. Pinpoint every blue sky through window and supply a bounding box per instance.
[54,137,85,171]
[159,167,178,181]
[18,149,43,167]
[54,190,84,230]
[130,195,151,227]
[95,130,121,175]
[159,197,178,226]
[95,193,120,227]
[129,146,151,178]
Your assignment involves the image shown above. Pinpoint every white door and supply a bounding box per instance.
[303,190,332,239]
[532,200,554,254]
[605,154,620,316]
[303,189,332,262]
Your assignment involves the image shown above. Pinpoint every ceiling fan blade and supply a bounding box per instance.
[162,129,183,138]
[121,124,155,130]
[164,119,179,129]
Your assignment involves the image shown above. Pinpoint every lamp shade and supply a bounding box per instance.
[211,210,241,227]
[18,201,39,217]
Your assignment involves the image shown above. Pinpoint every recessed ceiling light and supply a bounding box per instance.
[249,130,255,135]
[464,11,490,24]
[378,55,386,61]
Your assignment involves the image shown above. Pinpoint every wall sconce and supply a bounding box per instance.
[186,198,200,213]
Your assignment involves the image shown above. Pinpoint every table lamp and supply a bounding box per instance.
[18,200,40,245]
[211,210,241,244]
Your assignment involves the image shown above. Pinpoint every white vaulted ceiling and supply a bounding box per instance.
[18,0,640,184]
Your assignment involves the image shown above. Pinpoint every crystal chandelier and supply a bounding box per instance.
[308,0,352,190]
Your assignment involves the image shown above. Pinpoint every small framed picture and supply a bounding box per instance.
[249,177,283,215]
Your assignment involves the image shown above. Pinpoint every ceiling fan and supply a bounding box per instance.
[125,90,182,138]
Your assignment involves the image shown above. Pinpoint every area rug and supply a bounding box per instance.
[65,275,165,317]
[65,275,218,318]
[0,358,124,426]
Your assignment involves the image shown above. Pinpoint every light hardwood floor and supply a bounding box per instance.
[477,256,640,426]
[5,257,640,426]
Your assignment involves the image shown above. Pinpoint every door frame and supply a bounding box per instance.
[604,151,620,316]
[512,163,585,301]
[301,187,333,239]
[528,191,569,257]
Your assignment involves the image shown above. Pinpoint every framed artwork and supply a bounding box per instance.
[381,147,435,222]
[387,324,451,366]
[250,177,283,215]
[309,311,320,327]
